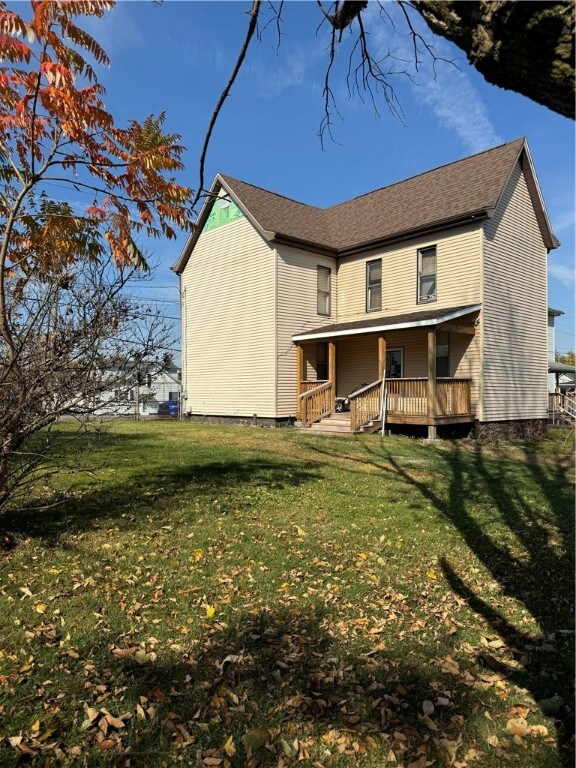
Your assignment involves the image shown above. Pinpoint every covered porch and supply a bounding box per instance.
[293,304,480,438]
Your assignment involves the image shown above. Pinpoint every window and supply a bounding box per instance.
[417,246,437,303]
[317,265,331,316]
[436,331,450,377]
[386,348,403,379]
[169,391,179,401]
[366,259,382,312]
[316,342,328,380]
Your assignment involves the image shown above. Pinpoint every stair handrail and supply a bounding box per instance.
[558,392,576,420]
[299,380,333,426]
[348,378,382,401]
[349,378,382,432]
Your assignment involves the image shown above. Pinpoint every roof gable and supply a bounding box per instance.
[173,138,558,274]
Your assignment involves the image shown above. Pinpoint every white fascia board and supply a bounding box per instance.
[292,304,482,342]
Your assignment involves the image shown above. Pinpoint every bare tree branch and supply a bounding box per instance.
[191,0,263,214]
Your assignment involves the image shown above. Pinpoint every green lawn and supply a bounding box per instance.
[0,422,574,768]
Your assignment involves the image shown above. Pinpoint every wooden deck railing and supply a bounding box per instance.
[299,381,333,426]
[436,378,472,416]
[387,378,427,416]
[549,391,576,423]
[300,380,328,395]
[386,378,472,418]
[349,379,382,432]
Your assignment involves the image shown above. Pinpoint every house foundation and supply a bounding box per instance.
[473,419,547,441]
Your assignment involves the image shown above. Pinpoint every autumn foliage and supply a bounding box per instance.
[0,1,192,510]
[0,0,192,278]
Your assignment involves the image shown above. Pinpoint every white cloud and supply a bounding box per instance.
[551,207,576,234]
[250,44,321,99]
[363,4,502,152]
[549,261,576,287]
[82,4,143,55]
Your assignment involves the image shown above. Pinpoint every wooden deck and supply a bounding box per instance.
[298,377,473,432]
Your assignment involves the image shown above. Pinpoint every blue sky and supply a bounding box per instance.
[82,2,575,353]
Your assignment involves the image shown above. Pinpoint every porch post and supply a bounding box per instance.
[328,340,336,411]
[427,329,437,440]
[378,335,387,381]
[296,343,304,419]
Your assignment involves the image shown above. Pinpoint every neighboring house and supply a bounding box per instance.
[94,364,181,418]
[174,138,559,439]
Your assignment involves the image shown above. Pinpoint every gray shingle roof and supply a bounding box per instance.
[221,139,526,252]
[173,138,558,273]
[292,304,481,341]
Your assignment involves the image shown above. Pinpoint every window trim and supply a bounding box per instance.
[417,246,437,304]
[317,265,331,316]
[366,258,382,313]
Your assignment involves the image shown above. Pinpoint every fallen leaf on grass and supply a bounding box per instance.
[505,717,529,737]
[422,700,434,716]
[223,735,236,756]
[243,727,274,750]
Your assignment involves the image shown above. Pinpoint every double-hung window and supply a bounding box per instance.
[317,265,331,316]
[366,259,382,312]
[417,246,437,303]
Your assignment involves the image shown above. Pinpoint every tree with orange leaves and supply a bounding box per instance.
[0,1,192,514]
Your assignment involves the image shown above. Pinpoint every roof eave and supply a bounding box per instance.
[293,304,482,342]
[272,233,338,257]
[492,139,559,251]
[336,210,489,258]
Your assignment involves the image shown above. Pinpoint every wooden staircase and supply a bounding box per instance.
[298,412,352,436]
[298,412,383,436]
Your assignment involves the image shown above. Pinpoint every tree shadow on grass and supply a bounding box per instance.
[308,438,575,764]
[67,606,504,768]
[2,456,323,545]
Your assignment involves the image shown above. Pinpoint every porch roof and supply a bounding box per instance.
[292,304,481,342]
[549,361,576,374]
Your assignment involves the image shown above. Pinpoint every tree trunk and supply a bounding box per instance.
[412,1,575,119]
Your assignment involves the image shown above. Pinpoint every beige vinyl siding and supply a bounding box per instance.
[451,329,481,416]
[336,329,479,413]
[482,162,548,422]
[180,217,277,417]
[276,245,337,417]
[337,224,483,323]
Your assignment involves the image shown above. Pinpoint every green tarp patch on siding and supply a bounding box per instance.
[203,197,244,232]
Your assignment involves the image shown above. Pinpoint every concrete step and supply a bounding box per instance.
[359,419,383,434]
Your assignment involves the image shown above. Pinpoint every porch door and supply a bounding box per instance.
[386,348,403,378]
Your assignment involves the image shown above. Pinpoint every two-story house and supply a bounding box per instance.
[174,138,559,439]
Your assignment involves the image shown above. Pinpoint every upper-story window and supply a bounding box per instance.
[366,259,382,312]
[317,265,331,316]
[417,246,437,303]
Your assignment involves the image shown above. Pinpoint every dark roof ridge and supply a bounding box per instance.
[220,138,525,215]
[326,137,526,211]
[218,173,323,211]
